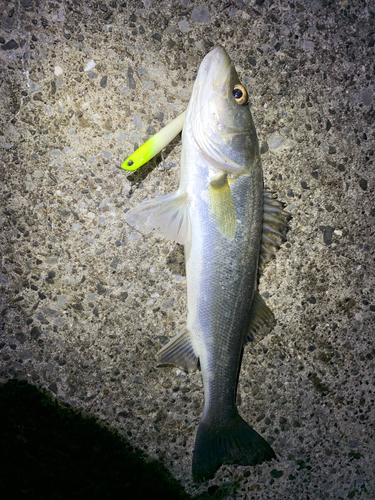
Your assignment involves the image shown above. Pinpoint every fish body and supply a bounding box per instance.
[125,46,284,481]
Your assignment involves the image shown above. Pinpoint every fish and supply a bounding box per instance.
[124,46,289,482]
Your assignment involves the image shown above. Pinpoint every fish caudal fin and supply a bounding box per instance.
[192,411,276,482]
[125,191,191,244]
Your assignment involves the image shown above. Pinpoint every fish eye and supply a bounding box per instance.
[233,84,248,105]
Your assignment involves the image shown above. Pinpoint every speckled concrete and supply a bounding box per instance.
[1,0,374,498]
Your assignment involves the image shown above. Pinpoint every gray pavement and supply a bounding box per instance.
[0,0,374,498]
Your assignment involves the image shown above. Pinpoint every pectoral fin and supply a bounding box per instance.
[208,173,236,240]
[157,328,198,373]
[125,191,191,244]
[245,291,275,344]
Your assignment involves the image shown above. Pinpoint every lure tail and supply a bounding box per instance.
[192,410,276,482]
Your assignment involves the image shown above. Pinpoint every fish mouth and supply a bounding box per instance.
[188,45,253,175]
[199,46,232,96]
[202,46,231,71]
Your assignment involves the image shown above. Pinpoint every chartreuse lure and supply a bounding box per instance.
[121,111,186,171]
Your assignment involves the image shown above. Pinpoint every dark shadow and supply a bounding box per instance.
[0,379,197,500]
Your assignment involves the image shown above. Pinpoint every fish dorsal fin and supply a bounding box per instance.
[245,291,275,344]
[208,173,236,240]
[260,190,290,269]
[125,191,191,244]
[157,328,199,373]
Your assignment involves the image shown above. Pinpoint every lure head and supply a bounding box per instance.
[187,46,259,175]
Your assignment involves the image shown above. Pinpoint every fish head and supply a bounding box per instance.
[187,46,259,176]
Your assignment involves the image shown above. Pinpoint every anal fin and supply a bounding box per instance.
[157,328,198,373]
[245,291,276,344]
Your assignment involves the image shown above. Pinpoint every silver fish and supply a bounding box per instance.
[125,46,288,481]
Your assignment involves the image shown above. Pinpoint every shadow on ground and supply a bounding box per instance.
[0,379,217,500]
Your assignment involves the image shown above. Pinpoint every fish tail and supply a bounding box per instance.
[192,411,276,482]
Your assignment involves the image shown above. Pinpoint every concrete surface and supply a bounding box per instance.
[1,0,374,498]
